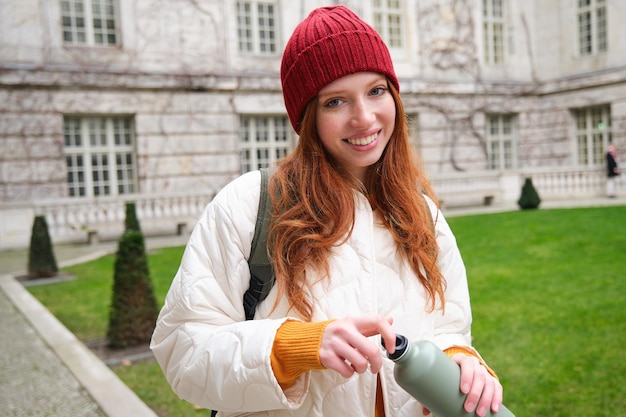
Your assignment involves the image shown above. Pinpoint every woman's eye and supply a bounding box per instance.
[370,86,386,96]
[325,98,342,108]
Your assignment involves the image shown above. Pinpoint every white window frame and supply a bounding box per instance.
[573,105,612,166]
[483,0,506,64]
[236,1,278,55]
[60,0,120,46]
[373,0,405,50]
[577,0,607,56]
[239,115,295,173]
[63,116,137,197]
[486,114,516,170]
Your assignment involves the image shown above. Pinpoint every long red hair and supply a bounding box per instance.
[268,81,445,320]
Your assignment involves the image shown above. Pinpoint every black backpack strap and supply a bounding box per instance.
[243,167,276,321]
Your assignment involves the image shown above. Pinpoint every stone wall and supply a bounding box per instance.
[1,0,626,249]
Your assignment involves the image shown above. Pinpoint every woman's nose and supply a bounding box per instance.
[350,99,375,127]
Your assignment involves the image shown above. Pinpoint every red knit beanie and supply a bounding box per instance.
[280,5,399,133]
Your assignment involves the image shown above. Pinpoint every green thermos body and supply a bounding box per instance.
[385,334,515,417]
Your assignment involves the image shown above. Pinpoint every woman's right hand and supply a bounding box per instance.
[320,316,396,378]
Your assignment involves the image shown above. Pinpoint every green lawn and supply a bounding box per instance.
[28,206,626,416]
[447,206,626,416]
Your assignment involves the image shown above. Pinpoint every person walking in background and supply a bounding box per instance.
[151,6,505,417]
[606,144,619,198]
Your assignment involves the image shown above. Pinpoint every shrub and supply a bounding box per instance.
[518,177,541,210]
[107,230,158,348]
[124,201,142,232]
[27,215,58,279]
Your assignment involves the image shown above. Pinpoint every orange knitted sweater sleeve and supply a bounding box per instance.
[444,345,498,379]
[270,319,333,390]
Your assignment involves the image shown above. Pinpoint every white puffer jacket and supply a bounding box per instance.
[151,170,473,417]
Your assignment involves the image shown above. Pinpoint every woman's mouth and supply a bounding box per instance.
[345,132,378,146]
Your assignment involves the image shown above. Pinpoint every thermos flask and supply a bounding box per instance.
[383,334,515,417]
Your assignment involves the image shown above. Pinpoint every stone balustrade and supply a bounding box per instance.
[430,166,619,208]
[33,192,213,245]
[519,166,609,198]
[0,166,622,250]
[430,171,504,208]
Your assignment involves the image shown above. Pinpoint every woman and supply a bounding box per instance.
[606,144,619,198]
[151,6,503,417]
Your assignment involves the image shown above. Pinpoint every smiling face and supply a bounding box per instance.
[315,72,397,183]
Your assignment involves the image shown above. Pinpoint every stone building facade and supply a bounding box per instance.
[0,0,624,249]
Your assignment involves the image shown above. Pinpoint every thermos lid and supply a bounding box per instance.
[382,334,409,361]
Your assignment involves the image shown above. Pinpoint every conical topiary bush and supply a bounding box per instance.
[124,201,141,233]
[27,215,58,279]
[518,177,541,210]
[106,230,158,349]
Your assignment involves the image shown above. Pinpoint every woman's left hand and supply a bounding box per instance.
[420,353,502,416]
[452,353,503,417]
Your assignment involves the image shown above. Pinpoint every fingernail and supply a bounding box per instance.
[462,383,470,393]
[477,406,486,416]
[466,402,475,412]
